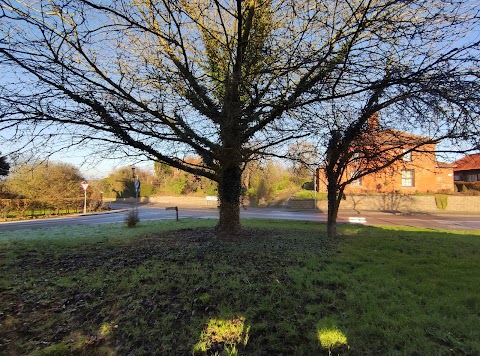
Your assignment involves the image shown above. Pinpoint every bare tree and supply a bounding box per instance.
[5,161,83,200]
[323,114,454,236]
[0,0,479,236]
[287,142,320,182]
[0,153,9,177]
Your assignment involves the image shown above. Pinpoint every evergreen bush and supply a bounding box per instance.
[435,194,448,210]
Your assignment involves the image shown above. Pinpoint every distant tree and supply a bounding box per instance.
[5,162,83,200]
[0,154,12,199]
[0,154,9,177]
[244,160,292,205]
[154,158,217,195]
[154,162,174,191]
[101,167,138,198]
[98,166,159,198]
[287,142,320,186]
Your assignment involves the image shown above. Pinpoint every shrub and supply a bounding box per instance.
[140,183,155,197]
[437,189,454,194]
[435,194,448,210]
[171,175,188,195]
[455,182,480,195]
[302,181,315,190]
[124,208,140,227]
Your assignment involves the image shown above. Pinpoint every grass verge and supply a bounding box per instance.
[293,190,328,200]
[0,219,479,354]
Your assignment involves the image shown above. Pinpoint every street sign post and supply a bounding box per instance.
[81,181,89,214]
[134,178,140,208]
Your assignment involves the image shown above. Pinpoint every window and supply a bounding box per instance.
[454,174,461,181]
[402,149,412,162]
[350,168,362,186]
[467,174,476,182]
[401,169,415,187]
[351,177,362,186]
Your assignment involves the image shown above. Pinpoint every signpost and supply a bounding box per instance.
[134,178,140,208]
[81,181,89,214]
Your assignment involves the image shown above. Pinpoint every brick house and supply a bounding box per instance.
[453,153,480,182]
[317,126,454,193]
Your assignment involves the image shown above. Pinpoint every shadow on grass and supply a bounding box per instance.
[1,219,479,355]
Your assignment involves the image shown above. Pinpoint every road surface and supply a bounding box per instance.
[0,204,479,232]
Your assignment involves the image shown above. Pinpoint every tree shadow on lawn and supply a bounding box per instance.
[2,223,479,355]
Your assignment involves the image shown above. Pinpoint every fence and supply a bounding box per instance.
[0,198,103,220]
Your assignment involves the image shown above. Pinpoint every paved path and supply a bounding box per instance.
[0,205,479,232]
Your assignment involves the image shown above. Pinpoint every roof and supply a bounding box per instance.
[453,154,480,171]
[437,161,456,169]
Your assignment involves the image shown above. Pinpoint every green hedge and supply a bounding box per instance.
[0,198,102,220]
[434,194,448,210]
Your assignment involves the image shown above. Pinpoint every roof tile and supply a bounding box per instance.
[454,154,480,171]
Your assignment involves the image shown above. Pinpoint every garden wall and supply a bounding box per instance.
[109,194,480,213]
[316,195,480,213]
[108,196,216,208]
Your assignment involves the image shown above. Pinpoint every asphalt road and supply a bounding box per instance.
[0,204,479,232]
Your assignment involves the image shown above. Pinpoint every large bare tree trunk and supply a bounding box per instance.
[327,176,343,238]
[217,165,242,235]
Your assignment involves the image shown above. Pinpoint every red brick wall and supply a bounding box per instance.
[317,144,454,193]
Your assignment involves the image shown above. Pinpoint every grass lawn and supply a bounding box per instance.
[293,190,328,200]
[0,219,479,355]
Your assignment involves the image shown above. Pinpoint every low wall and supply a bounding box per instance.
[287,199,316,210]
[106,196,216,208]
[107,194,480,213]
[316,194,480,213]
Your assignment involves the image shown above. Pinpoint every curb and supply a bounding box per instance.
[78,209,129,217]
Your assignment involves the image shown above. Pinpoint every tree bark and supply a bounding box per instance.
[216,164,242,235]
[327,178,342,238]
[325,129,344,238]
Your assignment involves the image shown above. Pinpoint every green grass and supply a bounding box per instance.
[0,219,479,355]
[294,189,328,200]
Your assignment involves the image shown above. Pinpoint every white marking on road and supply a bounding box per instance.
[348,217,367,224]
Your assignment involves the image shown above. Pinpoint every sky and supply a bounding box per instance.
[46,150,154,180]
[1,0,478,180]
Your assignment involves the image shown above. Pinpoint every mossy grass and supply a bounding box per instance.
[1,219,479,354]
[294,189,328,200]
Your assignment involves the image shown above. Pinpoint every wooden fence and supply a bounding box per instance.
[0,198,103,220]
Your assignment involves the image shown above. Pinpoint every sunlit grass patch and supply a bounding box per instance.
[317,319,349,354]
[193,316,250,355]
[30,329,115,356]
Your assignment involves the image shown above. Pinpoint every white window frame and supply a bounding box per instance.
[402,149,412,162]
[401,169,415,187]
[467,174,476,182]
[351,176,362,186]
